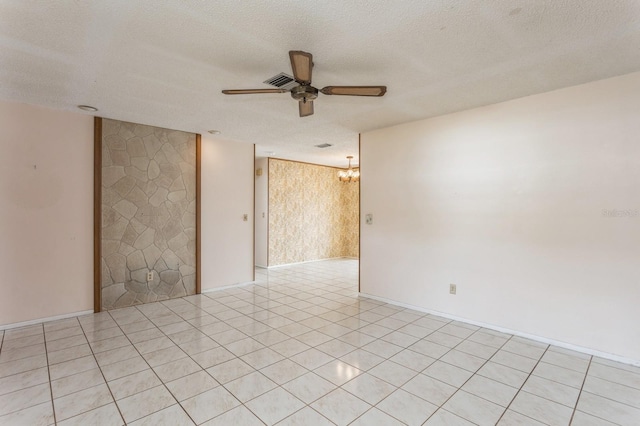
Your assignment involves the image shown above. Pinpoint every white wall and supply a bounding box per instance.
[201,136,254,289]
[0,101,94,326]
[361,71,640,362]
[254,157,268,267]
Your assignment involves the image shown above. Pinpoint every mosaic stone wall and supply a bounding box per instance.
[101,119,196,310]
[268,159,359,266]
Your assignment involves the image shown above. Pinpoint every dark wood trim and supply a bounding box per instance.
[267,158,271,267]
[93,117,103,312]
[196,134,202,294]
[252,145,256,281]
[267,156,356,170]
[358,133,361,293]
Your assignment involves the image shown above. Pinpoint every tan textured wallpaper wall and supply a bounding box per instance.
[268,159,359,266]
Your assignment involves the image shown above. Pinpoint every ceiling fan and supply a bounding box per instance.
[222,50,387,117]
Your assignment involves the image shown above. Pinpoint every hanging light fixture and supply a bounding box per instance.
[338,156,360,183]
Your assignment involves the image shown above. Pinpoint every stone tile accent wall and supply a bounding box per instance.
[268,159,359,266]
[101,119,196,310]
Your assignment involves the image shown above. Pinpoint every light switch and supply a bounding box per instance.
[365,214,373,225]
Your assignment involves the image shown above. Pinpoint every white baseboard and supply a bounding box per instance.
[359,292,640,368]
[267,257,356,269]
[0,310,94,331]
[202,281,258,294]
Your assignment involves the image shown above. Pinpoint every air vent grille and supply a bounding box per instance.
[263,73,299,90]
[315,143,333,148]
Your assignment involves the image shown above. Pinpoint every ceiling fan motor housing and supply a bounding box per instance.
[291,85,318,102]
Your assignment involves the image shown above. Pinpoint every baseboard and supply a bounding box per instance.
[0,310,94,331]
[267,257,356,268]
[202,280,257,294]
[359,292,640,368]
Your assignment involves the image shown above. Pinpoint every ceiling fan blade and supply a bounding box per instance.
[299,100,314,117]
[289,51,313,84]
[222,89,287,95]
[320,86,387,97]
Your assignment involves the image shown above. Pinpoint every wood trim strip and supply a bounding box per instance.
[196,134,202,294]
[93,117,102,312]
[358,133,361,293]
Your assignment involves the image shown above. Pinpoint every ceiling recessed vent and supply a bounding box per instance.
[263,73,299,90]
[315,143,333,148]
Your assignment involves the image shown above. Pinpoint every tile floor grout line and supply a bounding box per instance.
[422,328,517,424]
[72,314,127,426]
[40,323,59,426]
[568,355,593,425]
[494,343,552,425]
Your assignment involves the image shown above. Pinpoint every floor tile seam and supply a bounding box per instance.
[430,331,516,425]
[34,323,56,426]
[590,358,640,373]
[578,388,640,412]
[572,407,625,426]
[582,372,640,392]
[528,361,588,389]
[70,314,127,426]
[536,358,590,375]
[495,341,552,425]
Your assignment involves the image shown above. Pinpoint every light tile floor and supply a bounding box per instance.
[1,259,639,425]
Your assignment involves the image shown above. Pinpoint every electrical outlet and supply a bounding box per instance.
[449,284,457,295]
[147,271,153,282]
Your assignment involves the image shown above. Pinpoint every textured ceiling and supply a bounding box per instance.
[1,1,640,166]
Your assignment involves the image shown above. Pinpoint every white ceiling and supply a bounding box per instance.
[1,1,640,167]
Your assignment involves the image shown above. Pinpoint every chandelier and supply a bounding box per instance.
[338,156,360,183]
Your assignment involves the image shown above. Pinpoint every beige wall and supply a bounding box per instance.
[0,101,94,325]
[201,136,254,290]
[254,157,268,267]
[268,159,359,266]
[0,100,256,326]
[361,71,640,363]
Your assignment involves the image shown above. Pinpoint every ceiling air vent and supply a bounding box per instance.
[315,143,333,148]
[263,73,299,90]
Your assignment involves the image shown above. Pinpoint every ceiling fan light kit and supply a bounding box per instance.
[222,50,387,117]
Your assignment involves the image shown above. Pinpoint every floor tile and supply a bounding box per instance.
[368,360,418,387]
[276,406,334,426]
[100,356,148,382]
[576,391,640,425]
[0,401,54,426]
[201,405,263,425]
[282,372,337,404]
[342,372,396,404]
[53,383,113,421]
[350,407,404,425]
[423,360,474,387]
[0,367,49,396]
[180,386,241,424]
[402,373,457,406]
[51,368,105,399]
[509,391,573,426]
[376,388,437,426]
[190,347,235,369]
[462,374,518,407]
[311,388,370,425]
[260,358,308,385]
[108,369,162,400]
[531,362,585,388]
[442,390,505,426]
[116,385,177,423]
[477,361,529,388]
[153,357,201,382]
[521,375,580,407]
[246,387,305,425]
[497,409,546,425]
[166,370,219,401]
[129,404,194,426]
[57,403,123,426]
[206,358,255,384]
[314,360,362,386]
[241,347,285,370]
[0,382,50,417]
[290,348,333,370]
[225,371,278,402]
[424,409,476,425]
